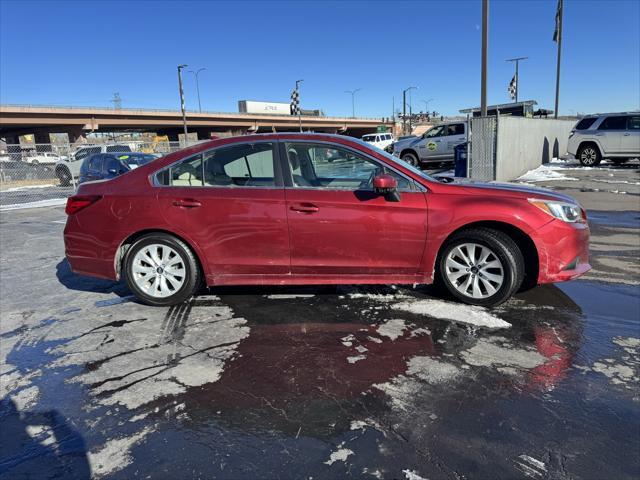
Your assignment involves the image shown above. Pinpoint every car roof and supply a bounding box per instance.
[582,112,638,118]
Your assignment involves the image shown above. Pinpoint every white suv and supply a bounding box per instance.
[567,113,640,166]
[362,133,394,150]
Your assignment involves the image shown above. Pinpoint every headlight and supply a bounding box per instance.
[528,198,586,223]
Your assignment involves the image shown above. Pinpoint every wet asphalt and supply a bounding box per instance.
[0,162,639,480]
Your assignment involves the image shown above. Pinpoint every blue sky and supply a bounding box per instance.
[1,0,638,117]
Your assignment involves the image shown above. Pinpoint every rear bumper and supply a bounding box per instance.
[535,219,591,284]
[64,216,119,281]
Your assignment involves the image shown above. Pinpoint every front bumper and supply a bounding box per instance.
[535,219,591,284]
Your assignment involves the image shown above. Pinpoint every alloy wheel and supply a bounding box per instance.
[444,242,504,299]
[131,244,186,298]
[580,147,597,165]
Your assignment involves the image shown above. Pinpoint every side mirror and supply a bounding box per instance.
[373,174,400,202]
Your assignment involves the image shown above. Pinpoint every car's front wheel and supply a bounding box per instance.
[124,233,201,306]
[437,228,524,307]
[401,152,419,167]
[577,144,601,166]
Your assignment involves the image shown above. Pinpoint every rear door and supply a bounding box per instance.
[282,141,427,276]
[156,141,290,279]
[622,115,640,155]
[443,123,466,156]
[596,116,626,154]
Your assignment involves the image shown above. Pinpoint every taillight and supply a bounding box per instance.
[65,195,102,215]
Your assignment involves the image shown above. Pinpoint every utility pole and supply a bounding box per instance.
[344,88,362,118]
[392,96,395,121]
[296,79,303,132]
[189,67,206,113]
[506,57,528,103]
[177,64,188,142]
[481,0,488,116]
[553,0,563,118]
[111,92,122,110]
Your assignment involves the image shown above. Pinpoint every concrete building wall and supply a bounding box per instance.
[495,117,575,181]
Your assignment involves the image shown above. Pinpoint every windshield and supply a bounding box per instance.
[350,137,435,183]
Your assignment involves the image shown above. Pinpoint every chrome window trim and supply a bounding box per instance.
[150,141,279,189]
[282,139,427,193]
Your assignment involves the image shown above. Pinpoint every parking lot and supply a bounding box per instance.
[0,160,638,480]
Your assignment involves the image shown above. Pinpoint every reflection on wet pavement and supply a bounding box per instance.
[2,279,639,479]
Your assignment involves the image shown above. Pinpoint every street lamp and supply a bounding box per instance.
[188,67,206,113]
[422,98,434,115]
[177,64,188,141]
[344,88,362,118]
[402,86,417,135]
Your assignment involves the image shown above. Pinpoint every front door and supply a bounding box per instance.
[418,124,447,160]
[282,142,427,276]
[156,141,290,279]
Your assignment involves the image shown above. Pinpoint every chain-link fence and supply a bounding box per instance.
[468,116,498,181]
[0,141,198,210]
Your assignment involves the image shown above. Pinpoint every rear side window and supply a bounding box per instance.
[104,156,124,173]
[446,124,465,136]
[88,155,102,171]
[628,116,640,130]
[598,116,627,130]
[574,117,597,130]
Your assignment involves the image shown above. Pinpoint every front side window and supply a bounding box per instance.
[104,156,124,173]
[598,116,627,130]
[285,143,412,191]
[424,125,445,138]
[627,116,640,130]
[88,155,102,171]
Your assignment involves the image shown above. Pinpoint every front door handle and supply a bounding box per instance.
[173,199,202,208]
[623,133,631,136]
[290,203,319,213]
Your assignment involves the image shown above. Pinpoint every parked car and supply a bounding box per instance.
[0,160,52,182]
[55,144,132,185]
[392,121,467,166]
[362,133,394,150]
[24,152,67,165]
[64,133,590,308]
[567,112,640,166]
[78,152,158,184]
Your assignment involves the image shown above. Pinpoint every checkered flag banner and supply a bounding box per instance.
[290,88,300,115]
[508,74,517,101]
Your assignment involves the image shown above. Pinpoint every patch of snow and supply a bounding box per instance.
[376,318,407,340]
[324,443,354,465]
[88,427,152,478]
[391,299,511,329]
[516,164,578,182]
[265,294,315,299]
[347,355,366,364]
[403,468,429,480]
[0,198,67,211]
[11,385,40,410]
[341,334,356,347]
[3,184,55,192]
[461,338,545,370]
[406,355,460,384]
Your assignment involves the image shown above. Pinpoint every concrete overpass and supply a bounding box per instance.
[0,104,395,144]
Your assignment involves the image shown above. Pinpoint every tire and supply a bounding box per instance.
[124,233,201,306]
[436,227,524,307]
[577,144,601,166]
[56,166,72,186]
[401,152,419,167]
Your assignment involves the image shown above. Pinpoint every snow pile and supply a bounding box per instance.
[516,164,578,183]
[391,299,511,329]
[1,198,67,211]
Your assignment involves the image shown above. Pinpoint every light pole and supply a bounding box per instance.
[403,86,417,135]
[344,88,362,118]
[506,57,528,103]
[177,64,188,142]
[422,98,434,116]
[189,67,206,113]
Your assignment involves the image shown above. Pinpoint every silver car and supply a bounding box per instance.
[567,112,640,166]
[392,121,467,166]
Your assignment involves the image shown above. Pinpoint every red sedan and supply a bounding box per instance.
[64,133,590,307]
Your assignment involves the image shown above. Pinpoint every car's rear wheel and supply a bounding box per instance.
[124,233,201,306]
[577,144,601,166]
[401,152,419,167]
[56,166,72,186]
[437,228,524,307]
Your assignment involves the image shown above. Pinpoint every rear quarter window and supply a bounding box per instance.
[574,118,597,130]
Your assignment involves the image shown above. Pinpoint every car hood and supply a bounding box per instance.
[446,179,580,204]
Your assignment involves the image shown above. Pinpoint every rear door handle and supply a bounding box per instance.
[172,199,202,208]
[623,133,631,136]
[290,203,319,213]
